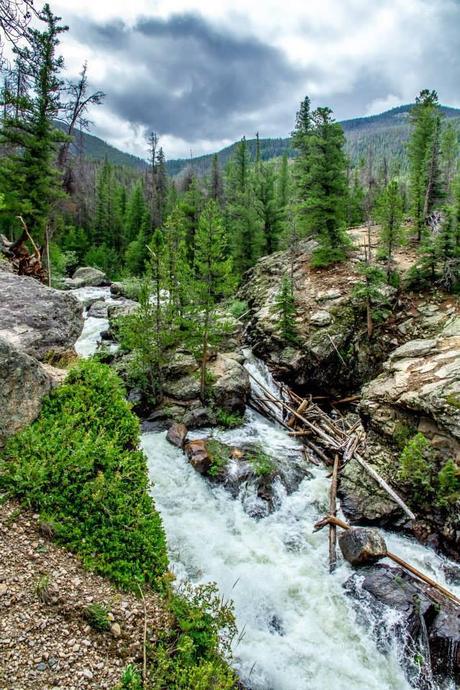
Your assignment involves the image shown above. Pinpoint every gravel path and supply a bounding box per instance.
[0,501,168,690]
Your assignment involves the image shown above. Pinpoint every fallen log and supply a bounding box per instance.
[314,515,460,608]
[328,455,340,572]
[354,453,415,520]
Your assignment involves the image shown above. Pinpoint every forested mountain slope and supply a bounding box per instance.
[62,104,460,176]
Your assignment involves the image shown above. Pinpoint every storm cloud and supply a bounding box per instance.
[53,0,460,158]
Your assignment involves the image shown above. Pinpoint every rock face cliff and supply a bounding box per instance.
[0,270,83,446]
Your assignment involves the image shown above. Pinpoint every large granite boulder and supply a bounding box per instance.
[360,317,460,457]
[0,270,83,360]
[209,353,250,413]
[339,527,387,565]
[0,338,55,446]
[64,266,109,289]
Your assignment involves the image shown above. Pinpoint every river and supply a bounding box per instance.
[73,287,459,690]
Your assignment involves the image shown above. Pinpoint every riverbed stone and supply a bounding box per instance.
[184,439,211,474]
[310,310,333,327]
[87,300,108,318]
[182,407,216,429]
[339,527,387,565]
[166,423,188,448]
[65,266,109,288]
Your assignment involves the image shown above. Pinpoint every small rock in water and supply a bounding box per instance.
[166,423,188,448]
[184,439,211,474]
[339,527,387,565]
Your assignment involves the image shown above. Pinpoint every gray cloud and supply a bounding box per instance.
[73,13,305,142]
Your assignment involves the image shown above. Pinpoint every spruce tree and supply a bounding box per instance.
[162,205,190,312]
[209,153,224,204]
[124,181,147,244]
[441,123,459,201]
[179,171,203,264]
[0,4,68,243]
[274,276,298,344]
[437,206,459,291]
[408,90,443,240]
[192,200,234,400]
[257,162,282,254]
[155,146,168,226]
[94,160,114,246]
[376,180,404,282]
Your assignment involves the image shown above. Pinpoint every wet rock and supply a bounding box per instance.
[0,270,83,360]
[184,439,211,474]
[87,300,108,318]
[210,354,250,413]
[166,423,188,448]
[429,608,460,680]
[339,527,387,565]
[107,299,139,321]
[0,337,56,447]
[338,458,404,527]
[182,407,216,429]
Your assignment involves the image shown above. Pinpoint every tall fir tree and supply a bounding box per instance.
[441,123,459,202]
[209,153,224,204]
[376,180,404,282]
[0,4,68,243]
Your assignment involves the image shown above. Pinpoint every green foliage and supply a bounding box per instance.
[149,582,238,690]
[85,602,110,632]
[310,245,347,268]
[0,360,168,591]
[352,263,389,323]
[437,459,460,506]
[207,440,231,478]
[228,300,248,319]
[273,276,298,344]
[445,393,460,409]
[115,665,143,690]
[393,421,417,450]
[215,409,245,430]
[376,180,404,280]
[35,574,51,604]
[398,433,433,501]
[246,448,275,478]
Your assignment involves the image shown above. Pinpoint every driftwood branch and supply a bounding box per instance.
[328,455,340,572]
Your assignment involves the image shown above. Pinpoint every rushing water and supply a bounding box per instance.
[74,289,459,690]
[71,286,115,358]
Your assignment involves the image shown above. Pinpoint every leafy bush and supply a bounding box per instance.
[215,408,245,429]
[85,602,110,632]
[246,447,275,477]
[149,582,238,690]
[0,360,168,591]
[437,459,460,506]
[115,665,143,690]
[228,300,248,319]
[398,433,433,501]
[393,421,417,450]
[310,245,347,269]
[207,440,231,478]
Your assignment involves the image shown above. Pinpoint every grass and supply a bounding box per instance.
[246,447,276,478]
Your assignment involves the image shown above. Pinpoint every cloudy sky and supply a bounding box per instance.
[51,0,460,160]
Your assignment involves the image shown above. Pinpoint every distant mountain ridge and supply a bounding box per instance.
[69,103,460,176]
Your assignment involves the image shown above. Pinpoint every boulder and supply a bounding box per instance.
[164,352,199,379]
[184,439,212,474]
[345,564,460,684]
[107,299,139,321]
[339,527,387,565]
[0,270,83,360]
[183,407,216,429]
[210,354,250,413]
[310,310,333,327]
[163,375,201,401]
[65,266,109,288]
[0,337,55,446]
[87,300,108,318]
[166,423,188,448]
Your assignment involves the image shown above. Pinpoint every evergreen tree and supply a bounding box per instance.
[162,205,190,312]
[441,123,459,201]
[408,90,443,240]
[277,153,289,215]
[257,162,282,254]
[124,209,150,275]
[347,166,365,226]
[299,106,349,265]
[93,159,114,246]
[192,200,234,400]
[291,96,312,231]
[124,181,147,244]
[226,137,262,275]
[155,146,168,226]
[437,206,459,291]
[273,276,298,344]
[352,263,387,338]
[179,171,203,263]
[376,180,404,282]
[209,153,224,204]
[0,4,68,243]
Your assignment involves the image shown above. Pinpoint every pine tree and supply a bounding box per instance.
[347,166,365,226]
[94,160,114,246]
[376,180,404,282]
[162,205,190,312]
[291,96,312,232]
[192,200,234,400]
[0,4,68,243]
[408,90,443,241]
[441,123,459,201]
[155,146,168,226]
[209,153,224,204]
[437,206,459,292]
[352,263,387,338]
[257,162,282,254]
[300,107,349,266]
[124,181,147,244]
[179,171,203,264]
[273,276,298,344]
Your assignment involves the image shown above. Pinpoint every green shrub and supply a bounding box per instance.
[437,459,460,506]
[150,583,238,689]
[246,447,275,478]
[228,300,248,319]
[115,665,143,690]
[398,433,433,502]
[215,409,245,429]
[85,602,110,632]
[207,440,231,478]
[0,360,168,591]
[310,246,347,269]
[393,421,417,450]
